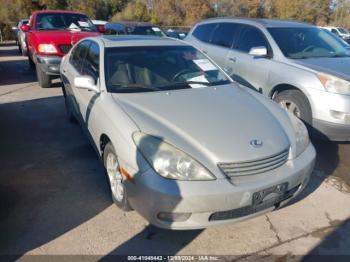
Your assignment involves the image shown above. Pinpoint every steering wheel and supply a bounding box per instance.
[172,69,196,82]
[302,45,316,53]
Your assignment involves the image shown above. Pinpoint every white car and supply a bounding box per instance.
[60,35,315,229]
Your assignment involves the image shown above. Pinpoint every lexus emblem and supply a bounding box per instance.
[250,139,263,148]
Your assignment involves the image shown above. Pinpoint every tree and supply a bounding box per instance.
[112,0,150,22]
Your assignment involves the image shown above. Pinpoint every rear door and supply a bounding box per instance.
[205,22,240,72]
[226,25,272,92]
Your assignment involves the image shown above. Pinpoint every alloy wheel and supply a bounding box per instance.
[279,100,301,118]
[106,153,124,202]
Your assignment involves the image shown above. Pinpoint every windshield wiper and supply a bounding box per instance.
[111,83,161,91]
[155,81,212,88]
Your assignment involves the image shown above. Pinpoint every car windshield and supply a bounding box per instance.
[35,13,97,32]
[105,45,231,93]
[128,26,166,37]
[268,27,350,59]
[338,27,349,34]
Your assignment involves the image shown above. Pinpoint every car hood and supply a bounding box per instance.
[33,31,100,45]
[293,57,350,81]
[112,85,290,173]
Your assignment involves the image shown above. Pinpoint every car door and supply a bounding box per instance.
[205,22,240,73]
[62,40,90,120]
[225,25,272,92]
[75,41,101,135]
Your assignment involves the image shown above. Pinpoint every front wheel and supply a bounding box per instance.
[35,63,51,88]
[103,142,132,211]
[273,89,312,125]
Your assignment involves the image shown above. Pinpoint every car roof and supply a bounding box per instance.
[201,17,312,28]
[33,9,86,16]
[99,35,188,48]
[106,21,155,27]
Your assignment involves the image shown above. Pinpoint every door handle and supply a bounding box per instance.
[229,57,237,62]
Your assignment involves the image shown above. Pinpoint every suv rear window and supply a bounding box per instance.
[211,23,239,48]
[192,23,217,43]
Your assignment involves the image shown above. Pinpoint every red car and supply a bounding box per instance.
[21,10,104,88]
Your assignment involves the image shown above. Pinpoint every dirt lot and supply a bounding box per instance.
[0,42,349,260]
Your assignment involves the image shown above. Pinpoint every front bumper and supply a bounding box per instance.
[307,88,350,141]
[34,54,62,76]
[126,144,316,230]
[313,119,350,141]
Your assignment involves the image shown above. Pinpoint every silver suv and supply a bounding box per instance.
[186,18,350,141]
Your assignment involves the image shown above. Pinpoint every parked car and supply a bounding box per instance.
[60,35,315,229]
[166,29,188,39]
[104,22,166,37]
[21,10,102,88]
[322,26,350,43]
[15,19,29,55]
[92,19,108,26]
[186,18,350,141]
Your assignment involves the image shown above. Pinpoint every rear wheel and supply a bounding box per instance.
[103,142,132,211]
[36,63,51,88]
[274,89,312,125]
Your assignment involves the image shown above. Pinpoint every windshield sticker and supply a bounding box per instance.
[78,21,89,28]
[188,75,209,88]
[152,27,161,32]
[68,23,81,31]
[193,59,217,71]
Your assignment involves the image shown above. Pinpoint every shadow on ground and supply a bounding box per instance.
[0,96,111,256]
[303,218,350,261]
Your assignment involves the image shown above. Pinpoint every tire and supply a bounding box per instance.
[103,142,132,211]
[62,86,77,123]
[35,63,51,88]
[274,89,312,125]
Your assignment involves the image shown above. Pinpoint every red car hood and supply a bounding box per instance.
[34,31,100,45]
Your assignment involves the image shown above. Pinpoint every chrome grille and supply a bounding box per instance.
[218,149,289,177]
[59,44,72,54]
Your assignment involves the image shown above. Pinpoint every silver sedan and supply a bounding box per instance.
[60,35,316,230]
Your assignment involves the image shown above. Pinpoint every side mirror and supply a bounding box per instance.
[97,25,105,34]
[249,46,268,57]
[74,76,100,93]
[20,24,30,32]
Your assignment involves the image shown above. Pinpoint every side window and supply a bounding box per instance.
[211,23,239,48]
[192,23,217,43]
[331,29,338,35]
[82,42,100,82]
[106,28,117,35]
[236,26,268,53]
[70,41,90,73]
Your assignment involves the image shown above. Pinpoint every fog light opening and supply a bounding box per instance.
[330,110,350,123]
[157,212,191,222]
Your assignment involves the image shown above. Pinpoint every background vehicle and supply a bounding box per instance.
[21,10,102,88]
[104,21,166,37]
[12,19,29,54]
[60,35,315,229]
[165,29,188,39]
[322,26,350,43]
[186,18,350,141]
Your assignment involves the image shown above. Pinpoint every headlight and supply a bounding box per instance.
[38,44,58,54]
[288,113,310,157]
[318,73,350,95]
[133,132,215,181]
